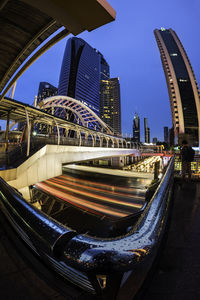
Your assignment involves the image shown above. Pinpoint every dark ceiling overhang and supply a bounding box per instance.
[0,0,116,95]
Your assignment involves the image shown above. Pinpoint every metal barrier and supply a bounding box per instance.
[0,157,174,299]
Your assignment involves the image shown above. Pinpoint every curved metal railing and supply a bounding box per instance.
[0,156,174,297]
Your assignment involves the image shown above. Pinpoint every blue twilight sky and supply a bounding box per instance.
[9,0,200,141]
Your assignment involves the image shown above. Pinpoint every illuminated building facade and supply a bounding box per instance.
[100,78,121,135]
[144,118,150,143]
[133,113,140,143]
[154,28,200,147]
[58,37,109,116]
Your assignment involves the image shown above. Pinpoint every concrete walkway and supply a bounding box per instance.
[141,179,200,300]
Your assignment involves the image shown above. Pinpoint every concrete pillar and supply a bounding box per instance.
[77,131,82,146]
[54,119,60,145]
[100,136,103,147]
[106,138,109,148]
[92,135,96,147]
[65,128,69,137]
[111,138,114,148]
[126,156,130,165]
[85,132,88,145]
[111,156,125,168]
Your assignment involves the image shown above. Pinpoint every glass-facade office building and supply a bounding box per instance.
[36,82,58,133]
[133,113,140,143]
[154,28,200,147]
[58,37,109,116]
[100,78,121,135]
[37,82,57,105]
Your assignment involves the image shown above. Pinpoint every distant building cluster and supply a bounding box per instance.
[36,37,121,136]
[132,113,150,144]
[34,27,200,146]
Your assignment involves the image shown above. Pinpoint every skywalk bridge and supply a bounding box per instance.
[0,96,136,158]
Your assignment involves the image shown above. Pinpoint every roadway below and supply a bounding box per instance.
[1,172,199,299]
[33,165,152,238]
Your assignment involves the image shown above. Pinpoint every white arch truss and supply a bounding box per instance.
[39,95,114,135]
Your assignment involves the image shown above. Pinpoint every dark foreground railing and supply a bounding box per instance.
[0,157,174,299]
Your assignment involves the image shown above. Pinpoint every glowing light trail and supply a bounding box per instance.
[36,182,128,218]
[48,177,144,203]
[60,174,146,194]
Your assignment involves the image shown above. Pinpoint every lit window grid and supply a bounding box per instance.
[175,157,200,176]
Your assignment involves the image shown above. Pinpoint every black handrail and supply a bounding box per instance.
[0,178,77,256]
[58,157,174,272]
[0,157,174,274]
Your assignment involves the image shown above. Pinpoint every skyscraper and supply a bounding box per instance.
[37,82,57,105]
[100,78,121,135]
[133,113,140,143]
[152,137,158,144]
[147,128,150,144]
[154,28,200,147]
[164,126,169,144]
[144,118,150,143]
[35,82,58,133]
[58,37,109,116]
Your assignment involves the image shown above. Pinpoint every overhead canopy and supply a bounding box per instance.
[0,0,116,94]
[22,0,116,35]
